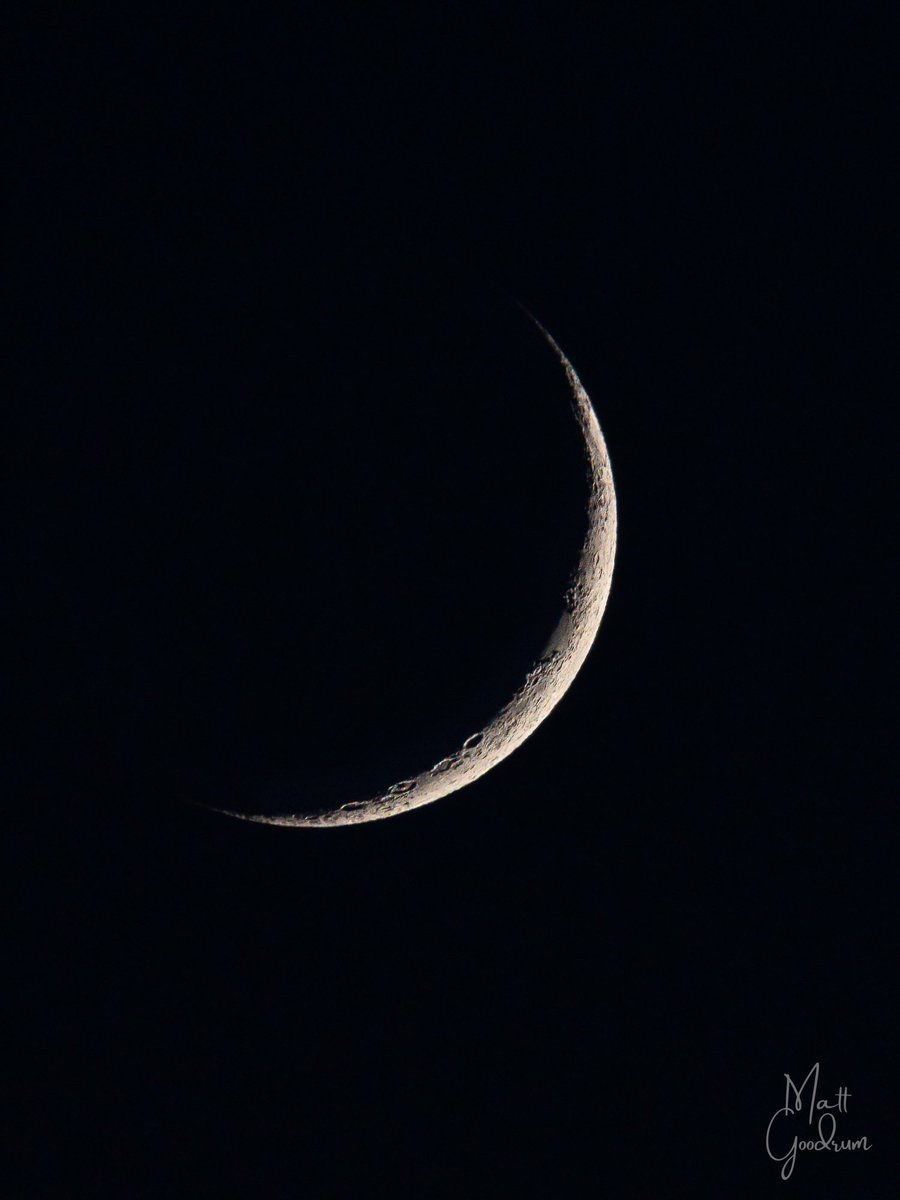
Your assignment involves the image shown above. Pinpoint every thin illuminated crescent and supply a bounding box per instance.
[209,317,617,827]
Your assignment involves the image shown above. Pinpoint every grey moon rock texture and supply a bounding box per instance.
[210,319,617,827]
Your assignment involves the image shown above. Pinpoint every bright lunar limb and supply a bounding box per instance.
[208,315,617,827]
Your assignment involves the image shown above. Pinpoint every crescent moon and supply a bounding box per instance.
[208,316,617,827]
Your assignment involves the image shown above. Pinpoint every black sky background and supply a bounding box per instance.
[7,7,898,1197]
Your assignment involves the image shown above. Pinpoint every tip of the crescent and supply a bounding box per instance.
[193,800,358,828]
[515,303,578,377]
[515,302,552,344]
[192,801,275,826]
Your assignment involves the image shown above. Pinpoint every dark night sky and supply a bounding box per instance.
[8,7,897,1197]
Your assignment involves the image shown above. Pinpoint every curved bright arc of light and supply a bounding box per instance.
[208,317,617,827]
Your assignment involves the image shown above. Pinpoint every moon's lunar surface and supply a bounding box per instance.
[210,318,617,827]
